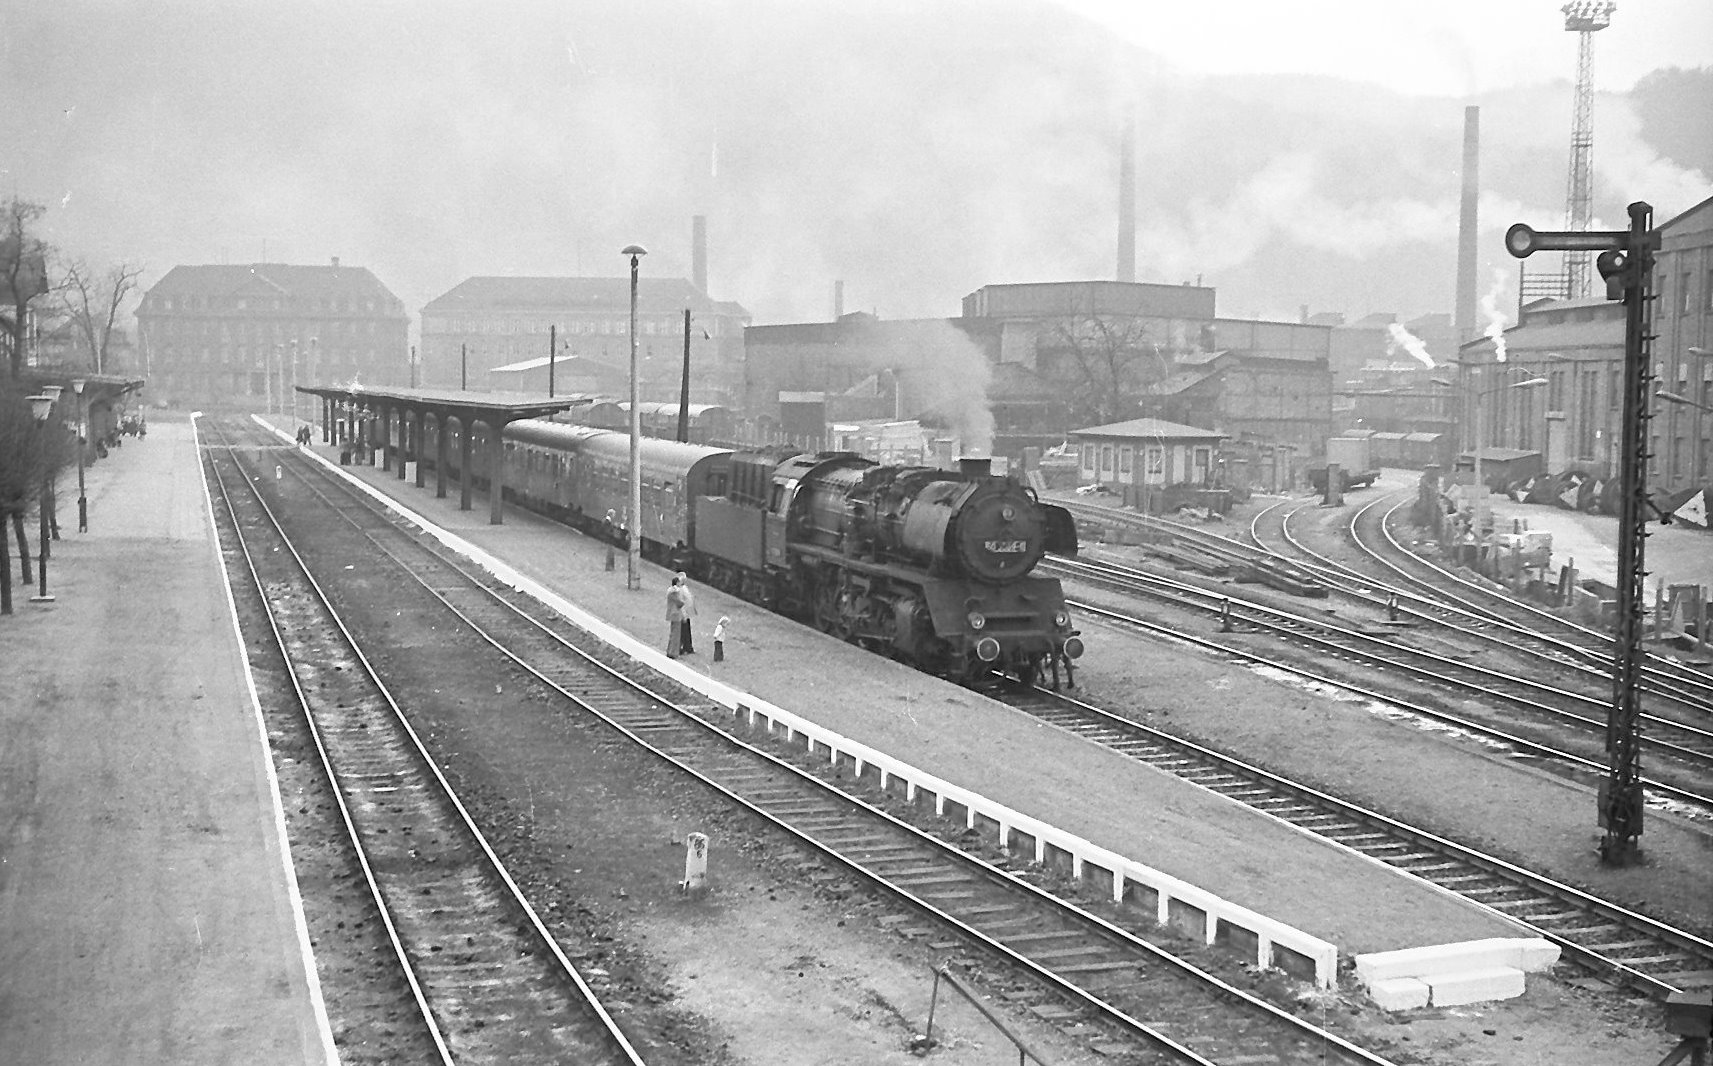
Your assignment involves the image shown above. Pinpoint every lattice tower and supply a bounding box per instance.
[1562,1,1615,298]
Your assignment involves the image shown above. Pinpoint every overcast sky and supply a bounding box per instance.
[1054,0,1713,97]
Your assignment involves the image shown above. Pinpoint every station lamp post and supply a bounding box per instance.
[71,378,88,532]
[622,244,647,591]
[27,392,55,602]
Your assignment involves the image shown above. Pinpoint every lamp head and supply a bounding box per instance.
[71,378,85,394]
[622,244,647,258]
[27,394,54,422]
[1512,377,1549,388]
[42,384,63,402]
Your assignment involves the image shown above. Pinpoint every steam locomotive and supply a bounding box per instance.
[434,419,1085,686]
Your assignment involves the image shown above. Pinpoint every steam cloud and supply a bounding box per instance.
[1385,322,1436,368]
[870,321,994,457]
[1480,270,1510,363]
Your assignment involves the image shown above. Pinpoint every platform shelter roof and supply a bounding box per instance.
[297,383,589,423]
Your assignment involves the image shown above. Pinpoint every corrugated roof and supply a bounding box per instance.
[1069,417,1225,439]
[422,276,748,319]
[144,263,405,313]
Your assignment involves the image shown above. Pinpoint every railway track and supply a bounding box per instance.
[203,420,647,1066]
[1044,554,1713,801]
[222,417,1401,1065]
[1246,492,1713,720]
[993,677,1713,1001]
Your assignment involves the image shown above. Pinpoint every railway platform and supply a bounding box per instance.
[0,416,333,1066]
[276,417,1632,966]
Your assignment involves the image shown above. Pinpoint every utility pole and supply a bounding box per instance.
[548,323,557,398]
[678,309,692,442]
[1507,202,1659,865]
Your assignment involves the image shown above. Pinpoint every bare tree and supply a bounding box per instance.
[58,259,144,373]
[1039,312,1170,427]
[0,198,53,381]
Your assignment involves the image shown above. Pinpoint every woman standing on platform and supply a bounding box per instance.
[666,576,688,658]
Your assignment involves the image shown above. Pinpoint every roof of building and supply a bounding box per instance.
[1069,417,1226,440]
[142,263,405,314]
[422,276,749,319]
[489,353,627,374]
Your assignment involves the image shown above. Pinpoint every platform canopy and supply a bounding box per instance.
[296,383,588,425]
[298,384,593,524]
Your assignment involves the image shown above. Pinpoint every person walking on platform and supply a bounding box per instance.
[713,616,728,662]
[676,572,697,654]
[665,576,689,658]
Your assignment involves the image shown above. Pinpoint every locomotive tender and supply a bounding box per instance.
[435,418,1084,685]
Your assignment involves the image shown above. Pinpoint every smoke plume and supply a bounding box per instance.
[1385,322,1436,368]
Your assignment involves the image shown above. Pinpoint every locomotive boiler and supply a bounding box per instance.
[770,453,1083,684]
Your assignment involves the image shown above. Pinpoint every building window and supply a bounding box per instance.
[1101,445,1113,472]
[1549,369,1565,410]
[1682,273,1694,315]
[1119,445,1133,474]
[1082,444,1094,471]
[1145,446,1164,477]
[1576,371,1598,459]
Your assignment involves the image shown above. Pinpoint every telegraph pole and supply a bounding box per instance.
[1507,203,1659,865]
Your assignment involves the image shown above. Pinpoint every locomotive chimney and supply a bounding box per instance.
[692,215,708,294]
[959,457,992,478]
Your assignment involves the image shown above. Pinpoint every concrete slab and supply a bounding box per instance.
[1426,966,1527,1007]
[1368,976,1431,1012]
[1356,937,1563,984]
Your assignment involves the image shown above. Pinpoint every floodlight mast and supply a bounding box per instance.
[1561,1,1615,298]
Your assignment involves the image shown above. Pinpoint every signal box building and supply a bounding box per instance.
[136,260,409,409]
[1068,418,1227,491]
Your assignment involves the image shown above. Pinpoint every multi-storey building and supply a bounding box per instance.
[419,277,750,403]
[742,280,1335,460]
[136,260,409,408]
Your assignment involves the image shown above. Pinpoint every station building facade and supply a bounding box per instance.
[136,260,409,409]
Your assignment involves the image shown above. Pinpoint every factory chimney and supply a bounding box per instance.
[1117,106,1136,283]
[833,280,845,320]
[1454,106,1479,344]
[692,215,708,294]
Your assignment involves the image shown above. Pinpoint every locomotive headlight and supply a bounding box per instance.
[975,637,1001,662]
[1001,504,1016,522]
[967,611,987,630]
[1053,610,1070,628]
[1062,636,1085,660]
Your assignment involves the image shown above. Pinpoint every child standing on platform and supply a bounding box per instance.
[713,616,729,662]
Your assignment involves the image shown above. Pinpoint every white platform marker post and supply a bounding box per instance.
[681,833,709,898]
